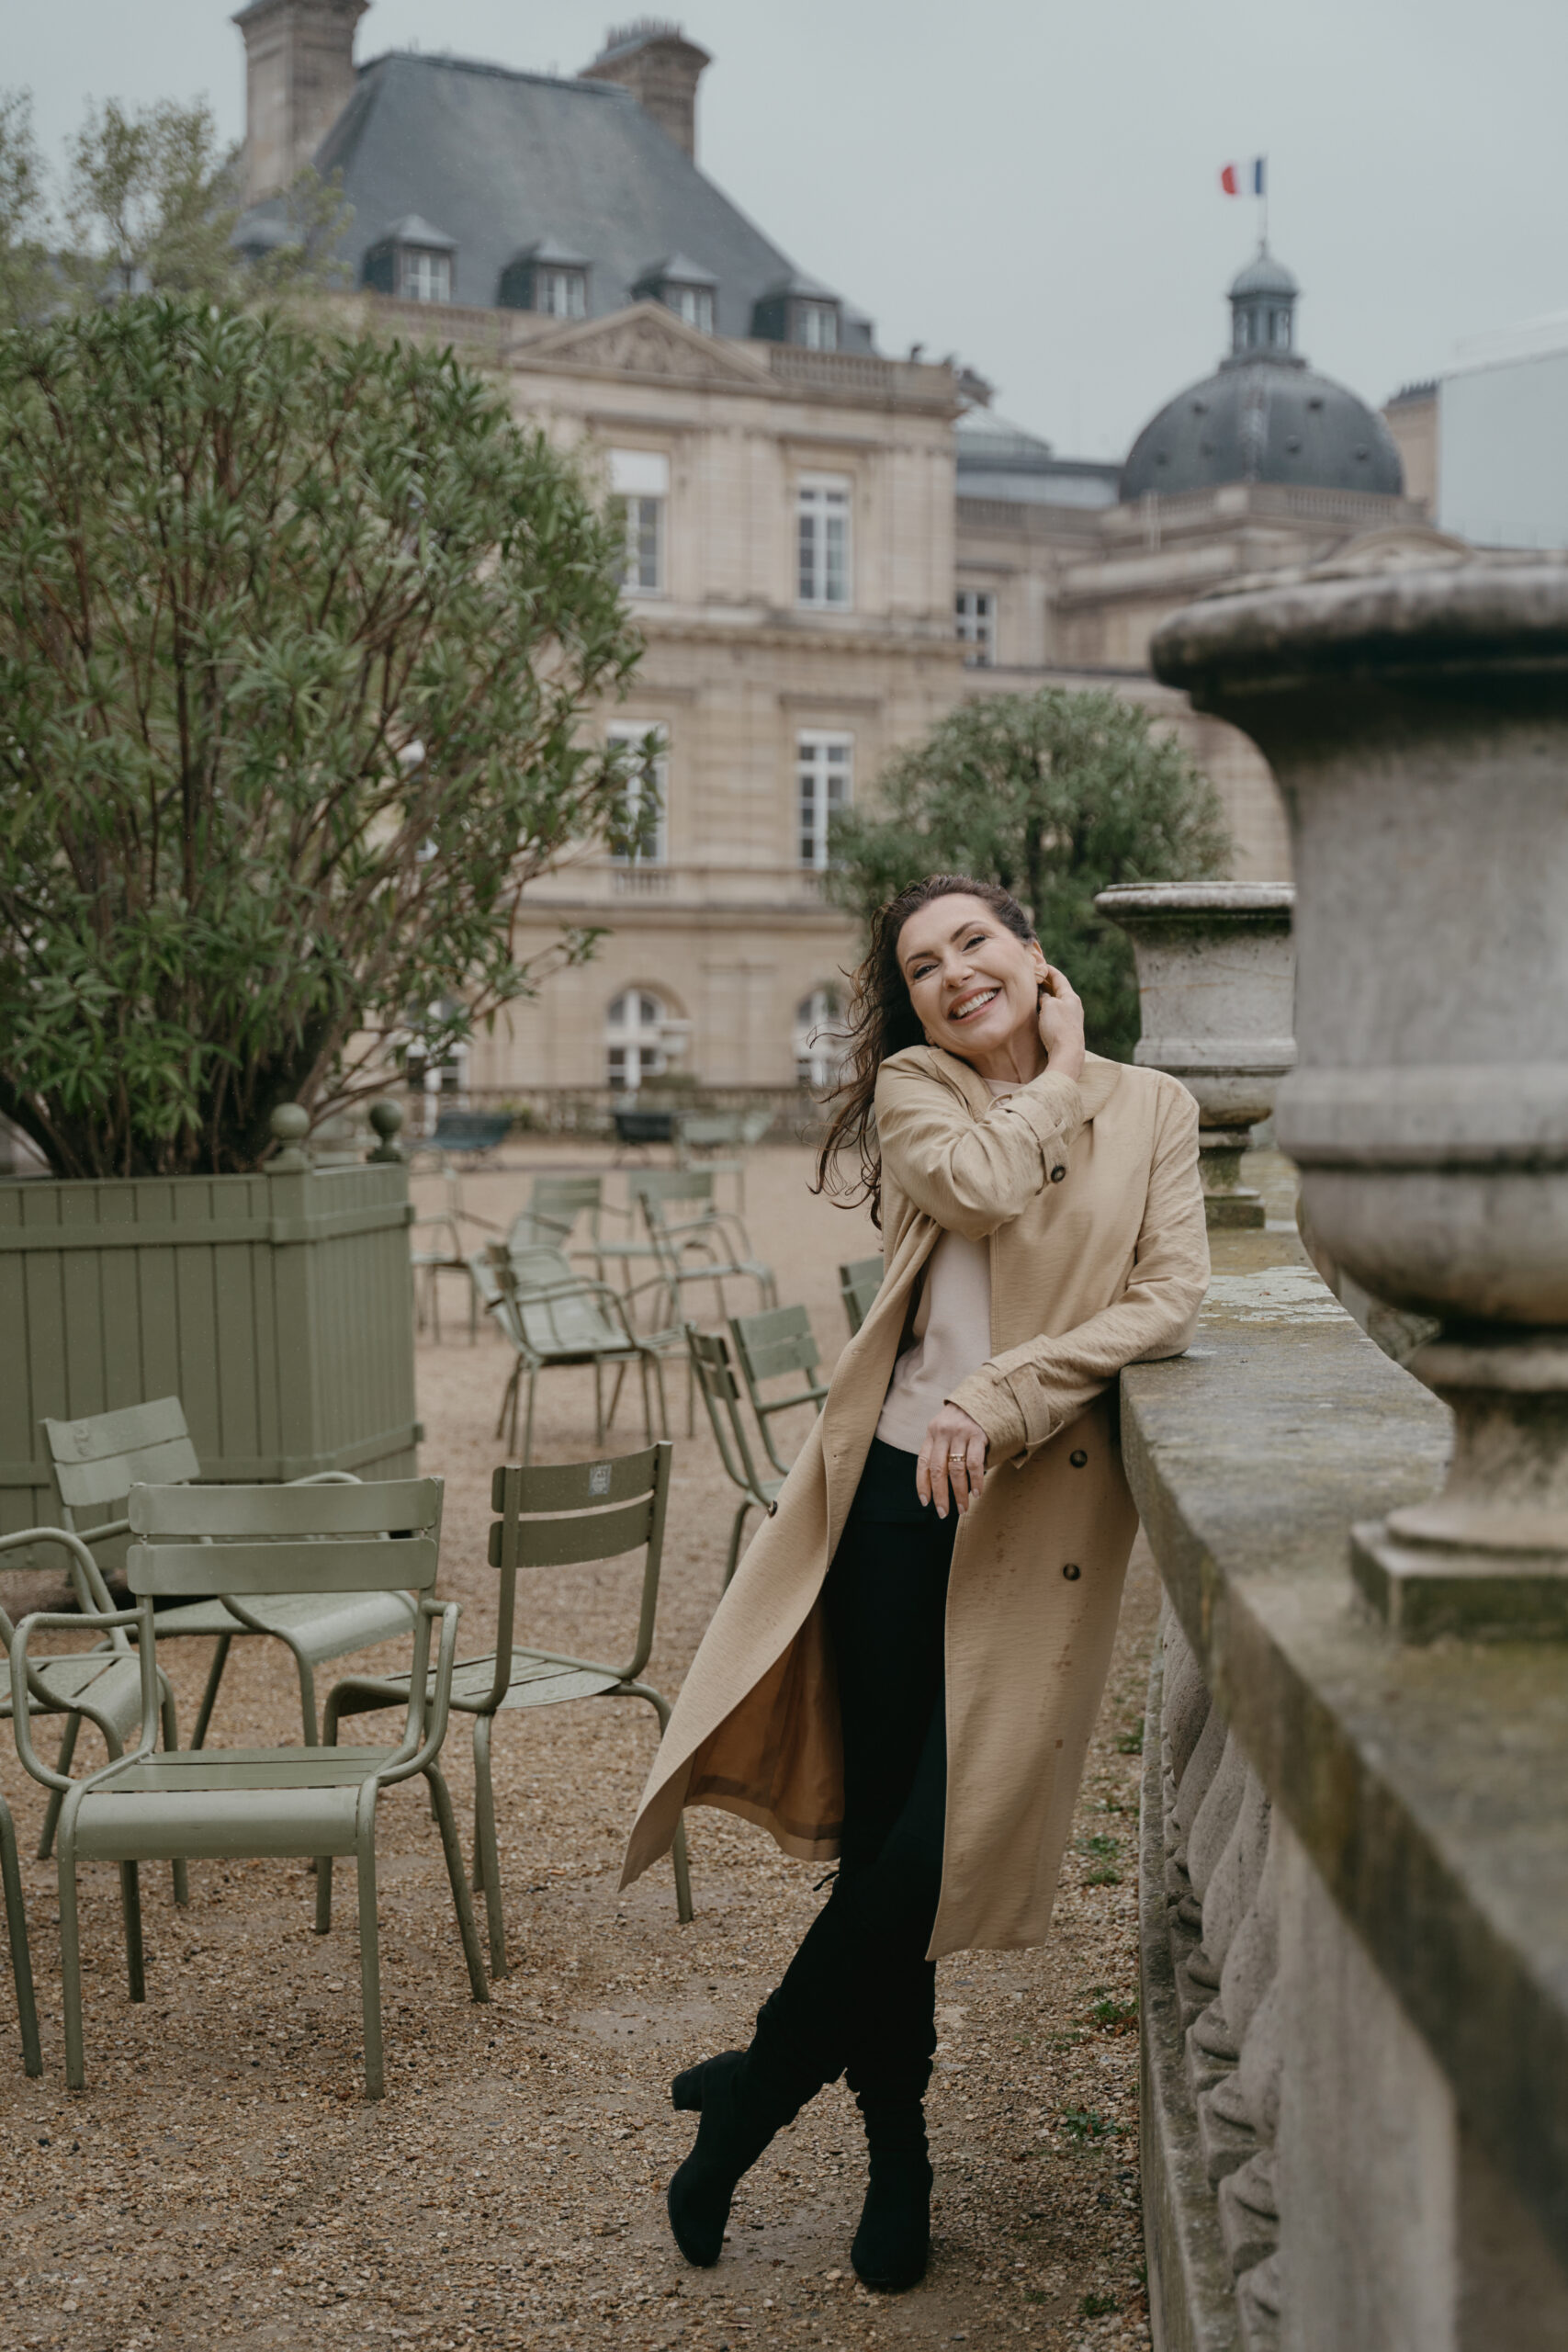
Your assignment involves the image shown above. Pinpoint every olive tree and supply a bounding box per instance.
[828,688,1233,1062]
[0,296,646,1176]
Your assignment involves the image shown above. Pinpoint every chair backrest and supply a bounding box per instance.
[728,1306,827,1479]
[676,1112,740,1153]
[42,1398,201,1530]
[126,1477,444,1599]
[508,1173,603,1253]
[487,1440,672,1690]
[685,1326,772,1506]
[629,1167,713,1212]
[839,1255,885,1338]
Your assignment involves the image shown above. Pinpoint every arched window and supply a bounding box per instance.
[795,987,849,1091]
[606,989,669,1091]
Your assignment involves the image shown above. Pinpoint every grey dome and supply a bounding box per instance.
[1229,249,1299,300]
[1120,245,1404,502]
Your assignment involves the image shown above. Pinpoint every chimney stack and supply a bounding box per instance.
[233,0,369,203]
[580,20,712,164]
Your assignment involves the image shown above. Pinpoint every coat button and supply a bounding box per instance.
[1070,1449,1088,1468]
[1049,1165,1066,1183]
[767,1501,780,1518]
[1063,1562,1081,1580]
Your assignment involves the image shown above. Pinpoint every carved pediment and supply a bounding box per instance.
[509,300,773,389]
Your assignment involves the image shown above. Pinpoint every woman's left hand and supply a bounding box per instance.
[918,1403,989,1519]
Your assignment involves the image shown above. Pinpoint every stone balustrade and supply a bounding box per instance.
[1127,1227,1568,2352]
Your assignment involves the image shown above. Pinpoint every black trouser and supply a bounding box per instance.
[751,1440,955,2111]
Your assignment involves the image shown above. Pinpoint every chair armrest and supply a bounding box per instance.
[287,1472,364,1487]
[377,1598,463,1784]
[0,1522,125,1632]
[9,1605,152,1789]
[73,1516,132,1547]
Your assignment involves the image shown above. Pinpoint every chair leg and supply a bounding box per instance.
[592,1360,605,1447]
[119,1863,146,2003]
[522,1365,539,1466]
[59,1827,86,2091]
[0,1801,41,2077]
[640,1689,694,1928]
[427,1765,490,2005]
[158,1684,190,1909]
[37,1711,81,1860]
[355,1796,384,2100]
[471,1715,507,1979]
[496,1362,519,1443]
[189,1632,232,1752]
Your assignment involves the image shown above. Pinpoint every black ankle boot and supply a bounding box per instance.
[851,2098,933,2291]
[666,2050,795,2267]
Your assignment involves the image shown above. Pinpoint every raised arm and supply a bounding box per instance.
[874,1053,1085,1241]
[949,1083,1209,1460]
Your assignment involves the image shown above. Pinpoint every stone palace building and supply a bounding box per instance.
[234,3,1450,1095]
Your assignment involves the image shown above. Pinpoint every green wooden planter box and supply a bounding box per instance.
[0,1160,420,1543]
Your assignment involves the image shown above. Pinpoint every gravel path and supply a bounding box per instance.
[2,1143,1155,2352]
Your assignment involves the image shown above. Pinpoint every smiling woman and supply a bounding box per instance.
[622,871,1210,2298]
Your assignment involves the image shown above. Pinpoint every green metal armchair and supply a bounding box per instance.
[324,1441,690,1980]
[8,1476,488,2097]
[40,1398,418,1774]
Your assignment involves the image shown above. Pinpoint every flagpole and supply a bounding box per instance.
[1260,157,1269,248]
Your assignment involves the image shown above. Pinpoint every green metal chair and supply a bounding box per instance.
[40,1399,419,1771]
[685,1326,784,1588]
[1,1518,187,1915]
[324,1440,690,1979]
[412,1158,500,1343]
[476,1243,660,1465]
[839,1253,885,1338]
[673,1107,773,1214]
[727,1305,829,1482]
[8,1476,489,2097]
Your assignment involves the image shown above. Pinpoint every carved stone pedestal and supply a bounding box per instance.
[1095,883,1295,1232]
[1154,554,1568,1638]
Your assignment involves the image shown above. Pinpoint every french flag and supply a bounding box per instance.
[1221,158,1267,198]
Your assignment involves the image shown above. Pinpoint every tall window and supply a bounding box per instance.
[537,266,586,318]
[401,248,452,303]
[795,988,849,1090]
[796,300,839,350]
[797,732,852,869]
[609,448,669,596]
[667,283,714,333]
[605,989,669,1091]
[606,722,669,864]
[955,590,996,667]
[797,477,851,608]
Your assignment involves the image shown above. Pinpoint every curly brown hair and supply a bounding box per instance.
[812,874,1036,1228]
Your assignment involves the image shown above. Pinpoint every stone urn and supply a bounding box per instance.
[1152,552,1568,1638]
[1094,883,1296,1230]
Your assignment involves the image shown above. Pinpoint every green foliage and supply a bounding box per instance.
[0,87,352,325]
[0,93,54,328]
[827,688,1233,1062]
[1060,2107,1118,2143]
[1081,2291,1120,2317]
[0,297,645,1177]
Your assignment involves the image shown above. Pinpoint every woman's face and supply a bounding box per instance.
[897,892,1049,1070]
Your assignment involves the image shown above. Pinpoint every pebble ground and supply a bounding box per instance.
[2,1141,1156,2352]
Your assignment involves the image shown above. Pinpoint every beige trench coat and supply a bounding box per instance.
[622,1046,1209,1956]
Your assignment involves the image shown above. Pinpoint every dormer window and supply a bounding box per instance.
[363,216,457,306]
[498,240,591,319]
[632,254,717,335]
[750,274,844,351]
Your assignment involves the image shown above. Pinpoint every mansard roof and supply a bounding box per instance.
[245,48,872,345]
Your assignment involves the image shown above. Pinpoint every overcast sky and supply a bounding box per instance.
[11,0,1566,457]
